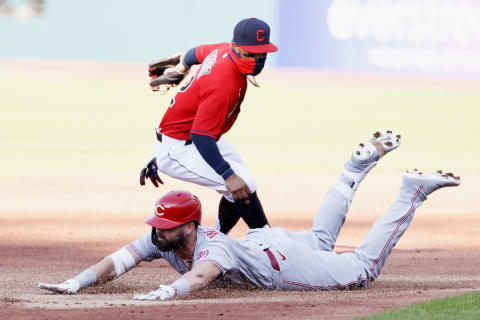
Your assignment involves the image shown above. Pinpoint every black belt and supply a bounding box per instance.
[156,132,192,146]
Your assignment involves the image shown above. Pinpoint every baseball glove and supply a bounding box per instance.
[148,56,187,91]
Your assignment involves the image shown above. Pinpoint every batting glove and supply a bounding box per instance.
[37,279,80,294]
[132,285,176,301]
[140,157,163,187]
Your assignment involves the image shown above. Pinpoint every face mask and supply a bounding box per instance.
[230,47,267,76]
[251,57,266,76]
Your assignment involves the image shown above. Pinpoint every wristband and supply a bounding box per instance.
[171,278,191,296]
[221,168,235,180]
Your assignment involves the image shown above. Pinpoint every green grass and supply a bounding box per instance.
[2,71,480,176]
[356,291,480,320]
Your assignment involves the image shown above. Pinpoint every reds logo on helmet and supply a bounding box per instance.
[155,204,166,216]
[145,190,202,230]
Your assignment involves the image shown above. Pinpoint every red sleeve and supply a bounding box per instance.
[191,88,235,139]
[195,43,230,64]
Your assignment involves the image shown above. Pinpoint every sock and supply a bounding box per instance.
[234,192,269,229]
[217,196,241,234]
[343,150,378,191]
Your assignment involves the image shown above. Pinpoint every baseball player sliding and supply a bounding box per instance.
[139,17,278,235]
[38,131,460,299]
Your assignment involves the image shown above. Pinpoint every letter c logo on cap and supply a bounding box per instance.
[257,30,265,41]
[156,205,165,216]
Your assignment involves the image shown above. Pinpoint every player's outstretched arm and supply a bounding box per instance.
[180,261,222,291]
[132,261,221,301]
[37,245,141,294]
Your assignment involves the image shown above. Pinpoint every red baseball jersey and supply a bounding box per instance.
[158,43,247,141]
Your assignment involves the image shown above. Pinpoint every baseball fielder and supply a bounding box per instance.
[140,17,278,235]
[38,131,460,299]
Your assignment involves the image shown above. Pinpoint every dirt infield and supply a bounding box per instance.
[1,174,479,319]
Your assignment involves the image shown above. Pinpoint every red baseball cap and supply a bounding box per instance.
[145,191,202,230]
[233,18,278,53]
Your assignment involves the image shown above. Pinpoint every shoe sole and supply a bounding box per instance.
[353,130,402,162]
[404,169,461,193]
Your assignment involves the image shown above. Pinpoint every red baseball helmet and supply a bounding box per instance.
[145,191,202,230]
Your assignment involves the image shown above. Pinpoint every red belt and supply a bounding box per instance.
[264,248,280,271]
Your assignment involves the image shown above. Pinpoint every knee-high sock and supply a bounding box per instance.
[217,196,241,234]
[235,192,269,229]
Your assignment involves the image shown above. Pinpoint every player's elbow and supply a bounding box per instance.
[191,270,211,288]
[181,274,207,292]
[187,263,221,290]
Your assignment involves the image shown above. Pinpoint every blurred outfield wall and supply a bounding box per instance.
[2,0,480,78]
[278,0,480,77]
[0,0,277,63]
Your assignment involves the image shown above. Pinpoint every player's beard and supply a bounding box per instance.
[153,230,187,252]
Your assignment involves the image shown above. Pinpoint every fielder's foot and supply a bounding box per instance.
[403,169,460,196]
[345,131,401,173]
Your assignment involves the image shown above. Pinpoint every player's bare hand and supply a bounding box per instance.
[37,279,80,294]
[140,157,163,187]
[225,174,251,200]
[132,285,175,301]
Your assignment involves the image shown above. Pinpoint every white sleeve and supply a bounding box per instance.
[128,230,163,262]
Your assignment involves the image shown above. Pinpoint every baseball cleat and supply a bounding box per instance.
[353,131,401,161]
[346,131,402,173]
[403,169,460,195]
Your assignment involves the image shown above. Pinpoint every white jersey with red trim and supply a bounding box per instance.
[129,224,369,290]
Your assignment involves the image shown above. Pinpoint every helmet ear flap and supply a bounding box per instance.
[151,227,158,246]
